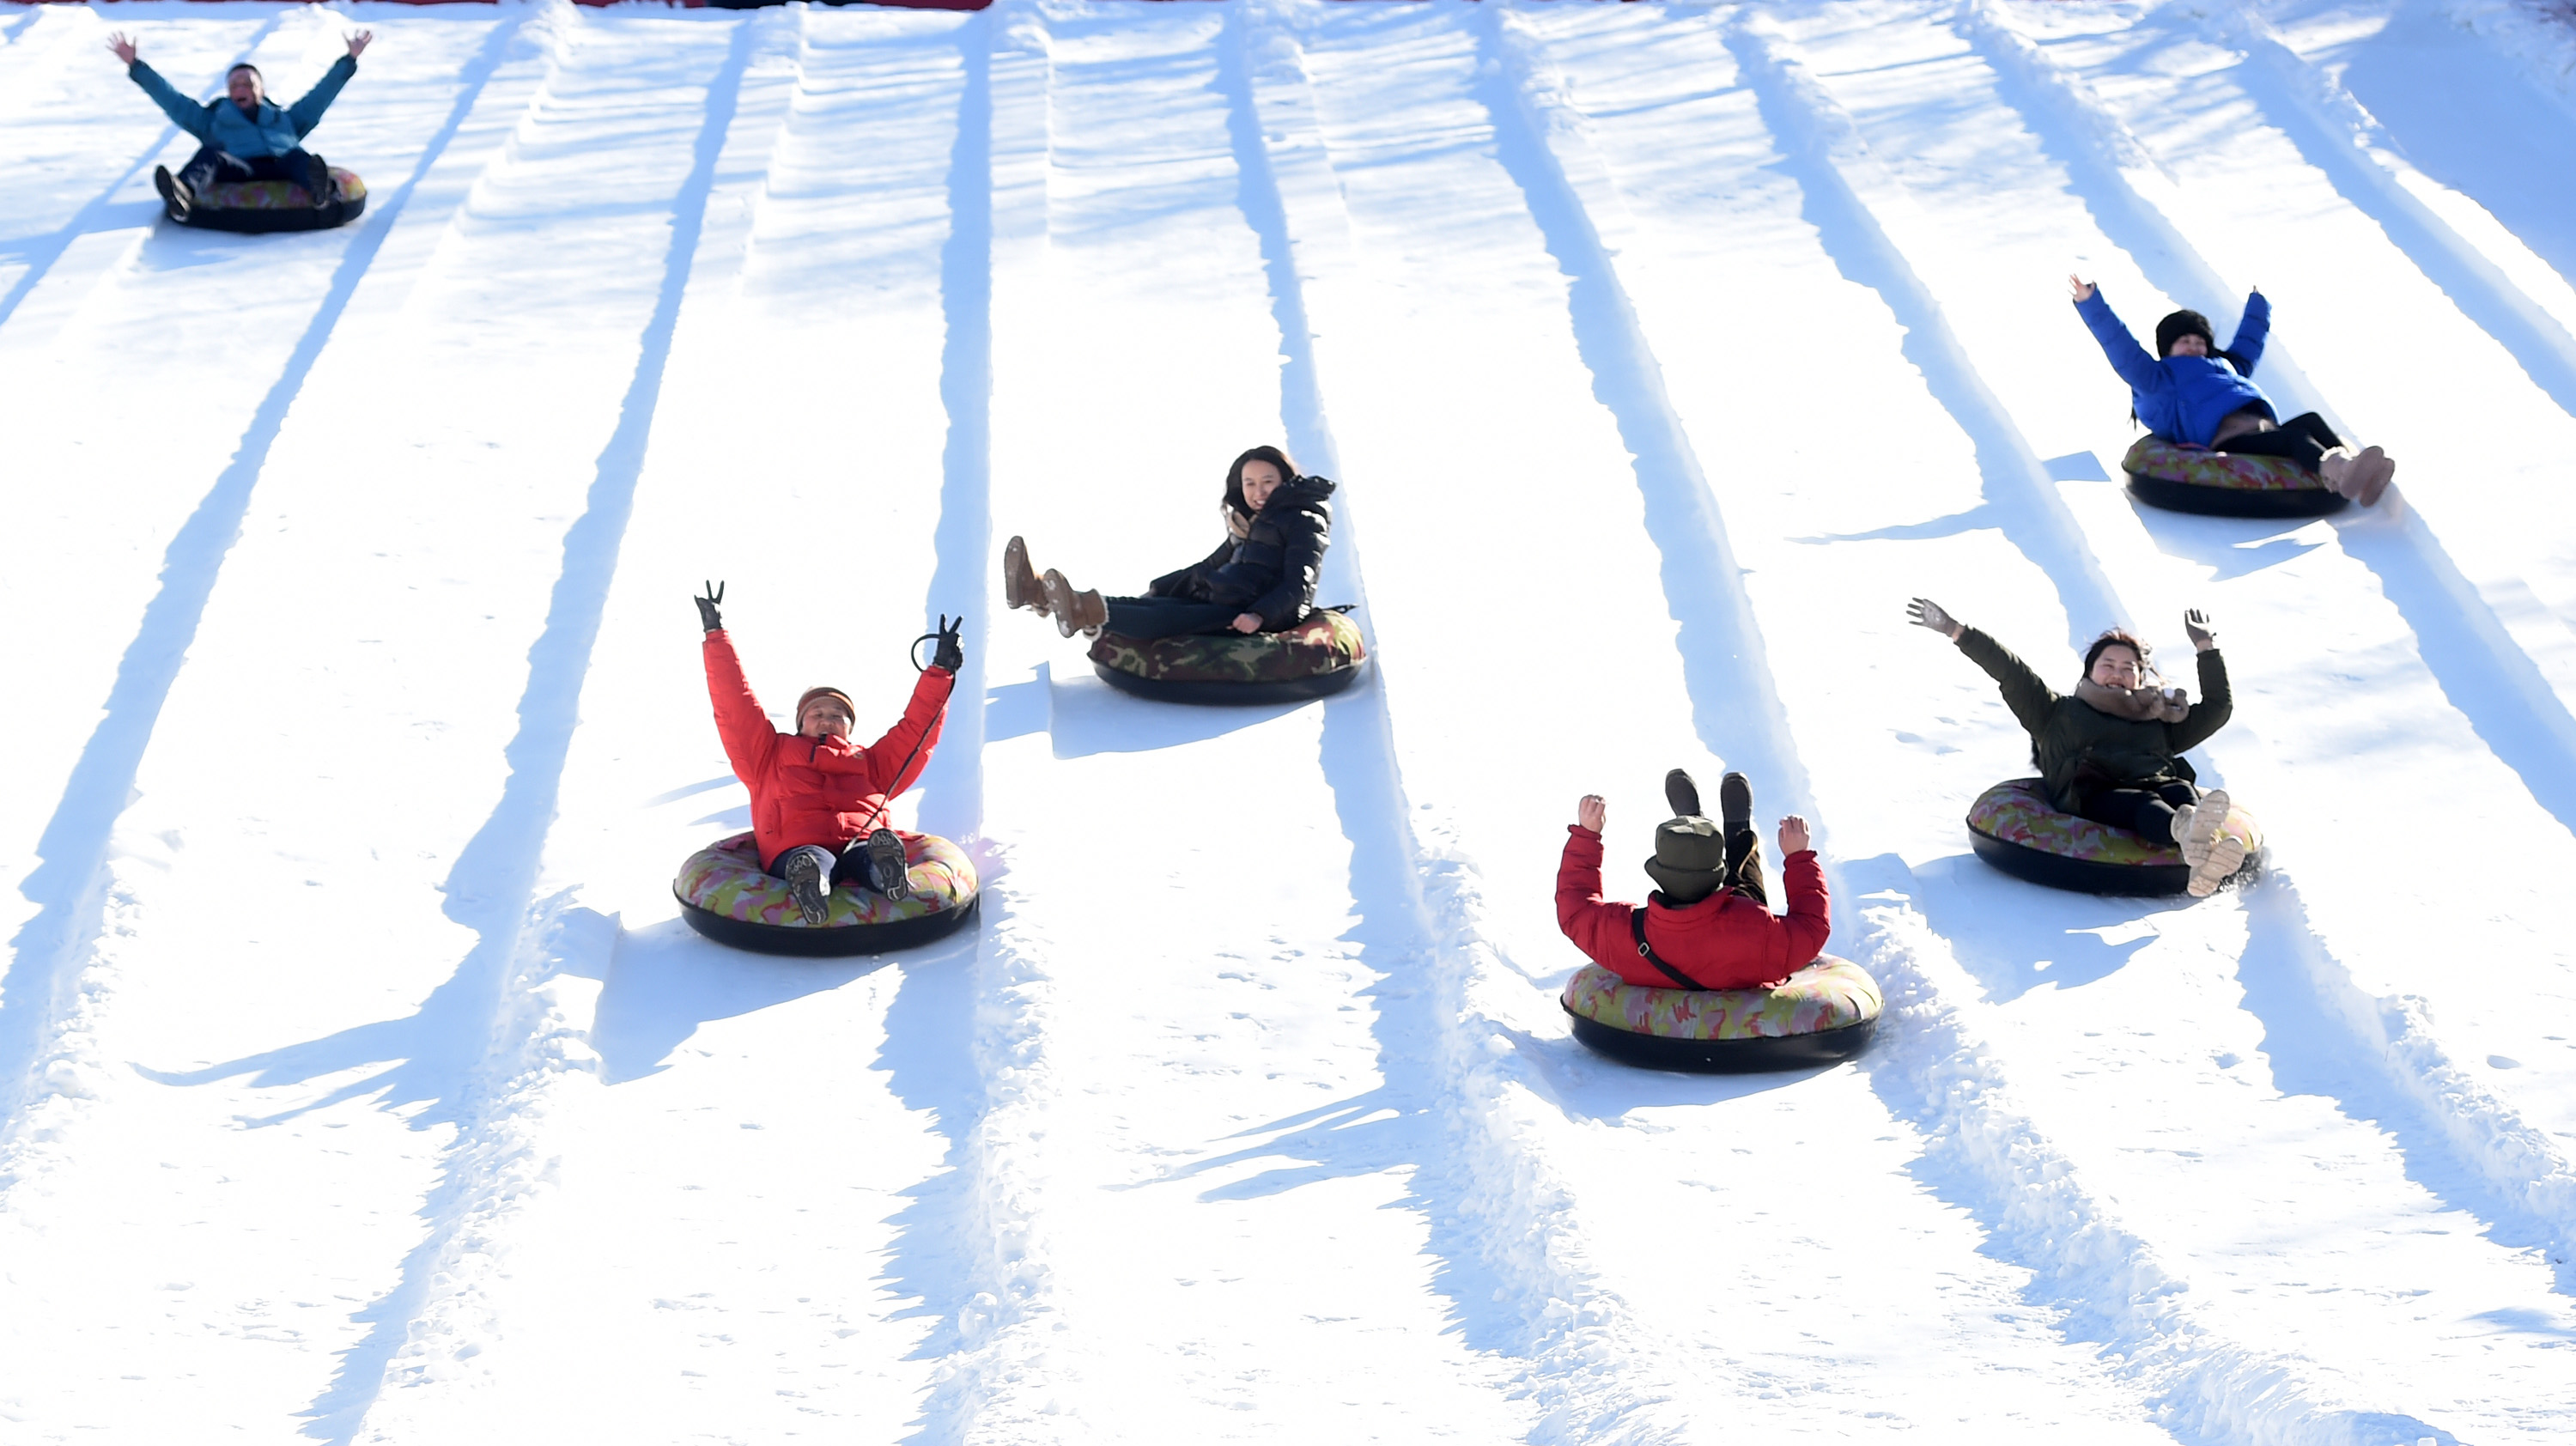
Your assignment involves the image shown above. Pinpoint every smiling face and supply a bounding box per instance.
[2088,643,2145,690]
[799,699,854,740]
[226,65,263,110]
[1238,459,1285,513]
[2165,332,2209,359]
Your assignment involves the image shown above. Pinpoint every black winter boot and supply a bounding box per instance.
[303,151,334,208]
[862,829,912,902]
[1664,769,1701,818]
[782,848,830,926]
[155,165,192,222]
[1719,772,1753,834]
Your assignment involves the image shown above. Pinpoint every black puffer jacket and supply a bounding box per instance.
[1145,475,1335,631]
[1958,626,2233,812]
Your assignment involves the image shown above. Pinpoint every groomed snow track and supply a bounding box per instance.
[3,2,2573,1441]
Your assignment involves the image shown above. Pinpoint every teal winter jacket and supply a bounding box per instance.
[127,56,356,158]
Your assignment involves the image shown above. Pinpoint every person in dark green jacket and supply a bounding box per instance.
[1910,597,2245,895]
[107,29,371,221]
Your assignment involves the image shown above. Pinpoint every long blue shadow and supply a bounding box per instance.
[282,21,759,1440]
[0,13,289,334]
[0,11,526,1151]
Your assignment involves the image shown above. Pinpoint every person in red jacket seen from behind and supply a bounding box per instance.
[1557,768,1830,992]
[696,583,963,926]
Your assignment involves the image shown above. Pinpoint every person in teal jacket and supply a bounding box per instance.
[107,29,371,221]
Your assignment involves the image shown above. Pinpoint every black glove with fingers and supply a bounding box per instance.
[1907,597,1960,638]
[2184,608,2217,652]
[695,580,725,633]
[932,613,965,672]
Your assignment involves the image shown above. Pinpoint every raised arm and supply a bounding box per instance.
[119,50,216,142]
[2165,611,2233,755]
[701,627,778,785]
[1955,625,2058,739]
[2072,283,2167,398]
[287,51,360,137]
[1554,802,1638,964]
[1770,838,1832,973]
[2221,289,2269,377]
[860,665,957,799]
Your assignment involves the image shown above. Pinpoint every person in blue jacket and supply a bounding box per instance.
[2069,275,2393,507]
[107,30,372,222]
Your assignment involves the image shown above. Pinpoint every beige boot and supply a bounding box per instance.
[2189,834,2248,897]
[2350,446,2395,507]
[2319,447,2360,498]
[1042,569,1107,638]
[2172,788,2230,870]
[1003,535,1047,615]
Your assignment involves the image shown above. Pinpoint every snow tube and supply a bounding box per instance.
[1561,956,1882,1073]
[673,830,979,957]
[175,168,368,234]
[1965,778,2263,896]
[2122,436,2346,519]
[1090,608,1366,705]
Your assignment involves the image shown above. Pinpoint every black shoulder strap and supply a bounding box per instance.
[1631,906,1710,992]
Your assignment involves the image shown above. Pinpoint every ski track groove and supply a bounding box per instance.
[0,5,541,1199]
[1485,7,2446,1442]
[1939,0,2576,1290]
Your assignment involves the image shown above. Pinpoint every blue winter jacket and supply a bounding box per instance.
[127,56,356,160]
[2075,288,2273,446]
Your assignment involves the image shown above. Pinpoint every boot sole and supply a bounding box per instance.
[783,854,830,925]
[866,831,913,901]
[2179,790,2230,869]
[1004,537,1042,613]
[2188,835,2249,897]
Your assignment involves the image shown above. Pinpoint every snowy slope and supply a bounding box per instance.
[3,2,2573,1443]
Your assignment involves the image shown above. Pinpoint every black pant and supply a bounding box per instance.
[179,145,330,203]
[2215,410,2342,472]
[1103,596,1245,641]
[2075,780,2198,842]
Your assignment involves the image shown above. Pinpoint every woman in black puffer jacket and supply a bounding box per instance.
[1003,445,1336,641]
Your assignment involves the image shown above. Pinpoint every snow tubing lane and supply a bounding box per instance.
[1561,957,1882,1073]
[2121,435,2348,519]
[673,831,980,957]
[1089,609,1367,707]
[174,169,368,234]
[1965,778,2263,896]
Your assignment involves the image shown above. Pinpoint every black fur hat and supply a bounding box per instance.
[2155,309,2215,358]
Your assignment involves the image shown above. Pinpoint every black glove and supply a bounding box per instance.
[695,580,724,633]
[2184,608,2217,652]
[1907,597,1959,637]
[931,613,964,672]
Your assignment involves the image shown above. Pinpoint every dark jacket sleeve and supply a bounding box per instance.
[1956,626,2059,741]
[1554,825,1637,972]
[288,54,357,137]
[127,60,215,141]
[1148,538,1235,600]
[859,665,956,799]
[2076,289,2168,400]
[1247,505,1327,630]
[702,630,779,786]
[2221,291,2269,378]
[2165,648,2233,756]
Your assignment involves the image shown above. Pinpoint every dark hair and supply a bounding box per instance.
[2154,309,2215,359]
[1222,446,1298,518]
[2083,629,2152,675]
[227,63,263,80]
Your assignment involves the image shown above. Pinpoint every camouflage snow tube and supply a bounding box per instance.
[2122,435,2345,519]
[1561,956,1882,1072]
[673,830,979,957]
[1090,608,1366,705]
[1966,777,2263,896]
[175,168,368,234]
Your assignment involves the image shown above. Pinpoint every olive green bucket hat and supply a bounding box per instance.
[1643,815,1725,905]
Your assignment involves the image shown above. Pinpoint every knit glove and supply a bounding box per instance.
[931,613,964,672]
[2184,608,2217,651]
[1907,597,1960,638]
[695,580,724,633]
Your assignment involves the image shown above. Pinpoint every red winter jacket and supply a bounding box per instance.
[703,630,954,869]
[1554,825,1831,991]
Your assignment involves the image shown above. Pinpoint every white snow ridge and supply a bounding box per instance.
[5,0,2575,1442]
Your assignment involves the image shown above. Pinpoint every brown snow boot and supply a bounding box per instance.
[1042,569,1107,638]
[1003,535,1046,616]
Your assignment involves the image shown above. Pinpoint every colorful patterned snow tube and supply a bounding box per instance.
[673,830,979,957]
[178,168,368,234]
[1966,777,2263,896]
[2122,436,2346,519]
[1090,608,1366,705]
[1561,956,1882,1072]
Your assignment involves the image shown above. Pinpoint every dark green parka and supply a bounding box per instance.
[1957,626,2232,812]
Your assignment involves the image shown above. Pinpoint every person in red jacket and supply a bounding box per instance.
[1557,769,1830,992]
[696,584,963,925]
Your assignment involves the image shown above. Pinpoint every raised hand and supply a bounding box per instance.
[1778,814,1813,855]
[1577,795,1606,834]
[107,32,138,66]
[1907,597,1962,640]
[931,613,965,672]
[346,29,374,58]
[694,580,725,633]
[2068,273,2095,303]
[2184,607,2217,652]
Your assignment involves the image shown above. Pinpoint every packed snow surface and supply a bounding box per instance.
[3,0,2574,1440]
